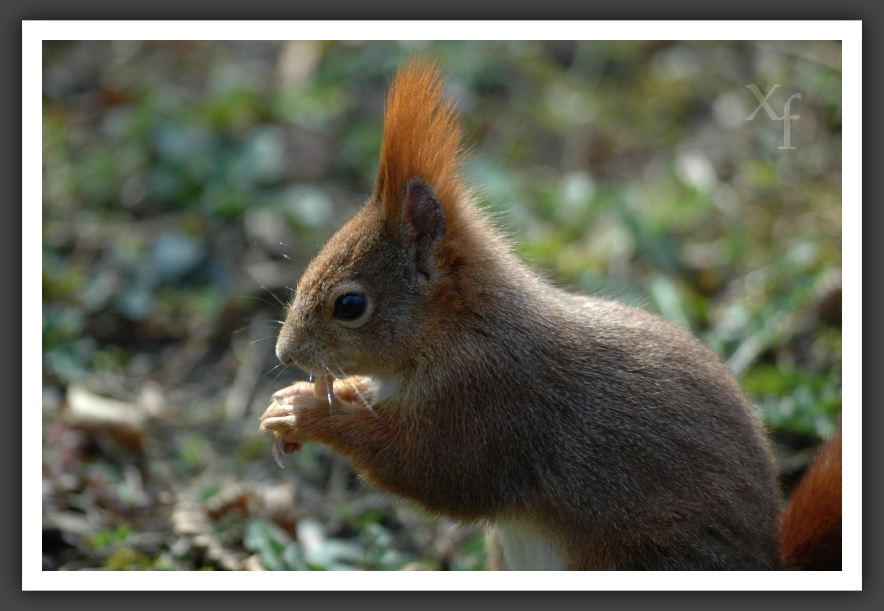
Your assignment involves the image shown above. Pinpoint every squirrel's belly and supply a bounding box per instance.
[496,520,565,571]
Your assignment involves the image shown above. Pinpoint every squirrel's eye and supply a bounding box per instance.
[333,293,367,321]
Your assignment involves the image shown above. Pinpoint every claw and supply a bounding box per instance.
[273,436,286,469]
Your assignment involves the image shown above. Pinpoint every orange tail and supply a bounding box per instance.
[780,429,842,570]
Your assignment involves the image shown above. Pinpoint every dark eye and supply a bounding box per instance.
[333,293,367,321]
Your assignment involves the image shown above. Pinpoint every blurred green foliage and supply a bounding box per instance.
[42,40,842,570]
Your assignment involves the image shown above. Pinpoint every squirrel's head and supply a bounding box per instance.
[275,178,454,378]
[275,56,508,380]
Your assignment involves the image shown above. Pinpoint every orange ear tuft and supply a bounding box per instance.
[373,56,468,225]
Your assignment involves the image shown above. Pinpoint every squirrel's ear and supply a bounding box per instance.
[403,179,445,280]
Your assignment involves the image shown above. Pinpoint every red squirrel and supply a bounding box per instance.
[259,57,840,570]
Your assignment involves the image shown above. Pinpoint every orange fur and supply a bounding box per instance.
[373,57,471,228]
[781,430,842,570]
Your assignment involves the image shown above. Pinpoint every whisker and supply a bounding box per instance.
[276,242,294,258]
[260,285,289,309]
[235,293,289,310]
[250,334,284,345]
[331,363,380,420]
[263,362,285,378]
[264,362,300,386]
[231,319,284,335]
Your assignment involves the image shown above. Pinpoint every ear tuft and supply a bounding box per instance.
[374,57,468,225]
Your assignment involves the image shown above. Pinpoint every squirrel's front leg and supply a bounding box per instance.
[259,376,384,465]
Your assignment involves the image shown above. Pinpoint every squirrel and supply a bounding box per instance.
[259,57,841,570]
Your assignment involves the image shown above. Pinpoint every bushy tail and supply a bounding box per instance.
[780,429,842,570]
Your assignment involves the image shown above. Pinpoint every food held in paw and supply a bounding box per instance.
[314,375,333,400]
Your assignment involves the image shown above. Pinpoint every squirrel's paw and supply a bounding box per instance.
[259,390,306,468]
[259,382,320,442]
[259,377,362,467]
[269,380,315,406]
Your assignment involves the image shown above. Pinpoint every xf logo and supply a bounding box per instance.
[745,84,802,150]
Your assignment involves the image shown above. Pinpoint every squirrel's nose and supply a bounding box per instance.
[275,322,299,365]
[275,339,296,365]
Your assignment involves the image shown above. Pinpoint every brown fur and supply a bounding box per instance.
[261,57,789,570]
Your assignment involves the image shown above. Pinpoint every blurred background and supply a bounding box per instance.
[41,40,842,571]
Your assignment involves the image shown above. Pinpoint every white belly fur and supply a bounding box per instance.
[366,376,400,404]
[496,520,565,571]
